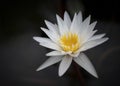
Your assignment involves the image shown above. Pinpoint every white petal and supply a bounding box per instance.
[82,21,97,41]
[80,38,109,52]
[74,53,98,78]
[70,13,80,33]
[56,14,66,35]
[70,12,84,35]
[40,42,61,51]
[33,37,61,50]
[44,20,59,35]
[46,51,67,56]
[89,30,98,38]
[82,15,91,27]
[59,56,72,76]
[33,37,51,43]
[80,15,91,37]
[64,11,71,29]
[89,21,97,32]
[81,30,98,44]
[41,27,59,43]
[36,56,62,71]
[88,33,106,41]
[33,36,61,51]
[77,11,82,23]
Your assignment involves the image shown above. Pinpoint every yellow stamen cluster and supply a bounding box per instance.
[60,32,80,53]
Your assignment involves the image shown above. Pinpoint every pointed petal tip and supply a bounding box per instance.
[56,14,59,19]
[45,54,49,56]
[96,74,99,78]
[72,12,77,19]
[44,20,48,24]
[44,20,51,25]
[58,67,66,77]
[89,15,91,17]
[36,69,39,71]
[95,21,97,23]
[33,37,36,40]
[64,11,69,19]
[58,72,63,77]
[74,53,99,79]
[56,14,63,21]
[86,15,91,22]
[40,27,44,29]
[40,27,48,33]
[103,33,106,36]
[36,65,46,71]
[77,11,82,16]
[33,37,39,42]
[88,15,91,21]
[46,53,49,56]
[92,72,99,78]
[106,37,109,40]
[78,11,82,13]
[74,12,77,16]
[40,27,44,30]
[86,15,91,20]
[103,37,109,42]
[36,68,42,71]
[58,56,72,77]
[64,11,68,14]
[93,21,97,25]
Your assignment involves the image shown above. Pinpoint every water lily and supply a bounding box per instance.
[33,11,108,78]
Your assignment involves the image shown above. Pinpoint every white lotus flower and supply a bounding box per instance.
[33,11,108,78]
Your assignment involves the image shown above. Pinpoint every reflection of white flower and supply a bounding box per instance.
[33,11,108,78]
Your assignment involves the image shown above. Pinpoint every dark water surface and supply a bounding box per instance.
[0,0,120,86]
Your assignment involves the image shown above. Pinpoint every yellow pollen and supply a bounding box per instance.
[60,32,80,53]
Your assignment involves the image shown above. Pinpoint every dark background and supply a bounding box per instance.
[0,0,120,86]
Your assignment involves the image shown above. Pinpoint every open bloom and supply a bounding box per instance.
[33,11,108,78]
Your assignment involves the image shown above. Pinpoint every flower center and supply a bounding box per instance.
[60,32,80,53]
